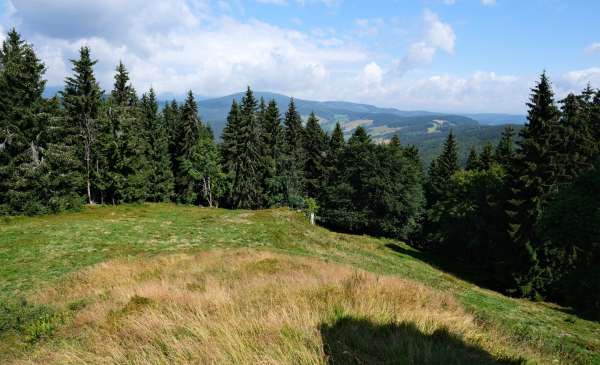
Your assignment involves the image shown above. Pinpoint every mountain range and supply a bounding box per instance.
[196,91,524,165]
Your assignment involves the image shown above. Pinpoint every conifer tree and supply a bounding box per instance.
[557,92,596,183]
[494,125,516,166]
[231,87,264,208]
[261,99,284,205]
[1,29,83,214]
[62,47,103,204]
[506,72,561,297]
[141,89,174,202]
[303,112,327,199]
[281,98,306,207]
[426,131,459,204]
[480,143,494,170]
[465,147,480,171]
[175,91,202,203]
[109,62,149,203]
[163,100,180,183]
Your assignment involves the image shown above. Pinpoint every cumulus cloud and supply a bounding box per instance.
[3,0,365,98]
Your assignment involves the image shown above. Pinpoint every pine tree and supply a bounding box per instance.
[62,47,103,204]
[495,125,516,167]
[465,147,480,171]
[303,112,327,199]
[281,98,306,207]
[141,88,174,202]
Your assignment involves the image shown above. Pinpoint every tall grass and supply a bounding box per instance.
[17,250,525,364]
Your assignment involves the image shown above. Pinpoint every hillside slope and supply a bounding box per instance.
[1,204,598,364]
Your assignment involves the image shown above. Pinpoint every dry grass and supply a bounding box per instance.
[12,249,525,365]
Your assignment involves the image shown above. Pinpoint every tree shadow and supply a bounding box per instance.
[384,243,500,291]
[320,316,526,365]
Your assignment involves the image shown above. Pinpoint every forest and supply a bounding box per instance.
[1,28,598,320]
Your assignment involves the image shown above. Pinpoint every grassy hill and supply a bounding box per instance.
[1,204,598,364]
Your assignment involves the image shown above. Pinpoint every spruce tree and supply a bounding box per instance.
[557,92,596,183]
[1,29,82,214]
[506,72,561,297]
[221,99,241,206]
[480,143,494,170]
[281,98,306,207]
[163,99,180,184]
[62,47,103,204]
[141,88,174,202]
[303,112,327,199]
[175,91,202,203]
[261,99,284,206]
[230,87,264,209]
[109,62,149,203]
[426,131,459,204]
[465,147,480,171]
[495,125,516,167]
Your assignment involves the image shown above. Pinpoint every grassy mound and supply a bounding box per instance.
[1,204,599,364]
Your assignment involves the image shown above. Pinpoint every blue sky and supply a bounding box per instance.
[1,0,599,113]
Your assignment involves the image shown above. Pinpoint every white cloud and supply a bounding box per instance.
[396,9,455,74]
[481,0,496,6]
[585,43,600,54]
[443,0,456,5]
[4,1,366,99]
[560,68,600,91]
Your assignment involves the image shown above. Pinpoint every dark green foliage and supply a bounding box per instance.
[174,91,203,204]
[320,127,425,239]
[465,147,480,171]
[141,89,174,202]
[479,143,494,170]
[280,98,306,207]
[261,99,285,206]
[505,72,562,297]
[62,47,103,204]
[0,29,83,215]
[426,131,459,204]
[425,164,512,286]
[494,125,516,167]
[539,162,600,318]
[221,87,264,209]
[303,112,327,199]
[106,62,149,203]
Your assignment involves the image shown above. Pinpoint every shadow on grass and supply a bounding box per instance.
[320,316,525,365]
[384,243,500,290]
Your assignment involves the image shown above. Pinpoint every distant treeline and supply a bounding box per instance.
[1,29,598,319]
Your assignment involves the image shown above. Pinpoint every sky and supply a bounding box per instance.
[0,0,599,113]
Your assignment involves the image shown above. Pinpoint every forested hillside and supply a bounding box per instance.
[1,27,599,324]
